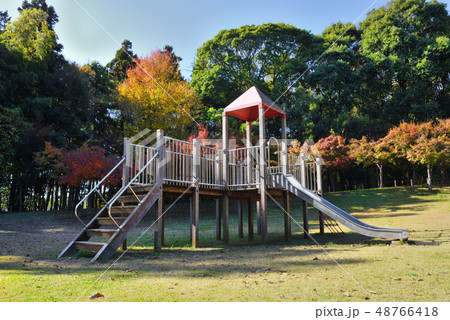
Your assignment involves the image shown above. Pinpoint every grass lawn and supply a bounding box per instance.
[0,186,449,302]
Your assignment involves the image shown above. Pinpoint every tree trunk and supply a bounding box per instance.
[18,183,23,212]
[8,175,17,212]
[441,166,448,184]
[45,181,53,211]
[68,187,75,210]
[53,185,59,211]
[427,164,432,191]
[377,163,383,188]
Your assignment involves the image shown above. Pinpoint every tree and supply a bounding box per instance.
[60,145,121,187]
[191,23,319,110]
[359,0,450,123]
[384,121,421,183]
[80,62,122,153]
[316,135,354,191]
[0,8,56,62]
[0,10,10,32]
[118,49,201,138]
[18,0,59,30]
[350,136,393,188]
[406,120,450,190]
[107,39,137,83]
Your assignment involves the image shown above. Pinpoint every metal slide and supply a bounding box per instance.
[271,173,409,240]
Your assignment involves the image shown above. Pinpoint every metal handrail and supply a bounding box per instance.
[74,157,125,227]
[107,151,159,229]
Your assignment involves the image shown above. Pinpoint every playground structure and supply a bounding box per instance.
[59,87,409,262]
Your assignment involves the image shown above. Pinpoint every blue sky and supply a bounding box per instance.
[2,0,449,79]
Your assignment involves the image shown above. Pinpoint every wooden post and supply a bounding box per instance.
[222,113,229,243]
[216,198,222,240]
[222,193,229,243]
[246,121,252,185]
[215,153,222,240]
[248,198,253,241]
[302,200,309,239]
[283,190,291,242]
[256,200,261,235]
[121,138,129,251]
[122,137,131,188]
[281,117,288,175]
[191,138,200,248]
[316,156,324,235]
[300,153,306,187]
[154,129,164,252]
[161,195,165,247]
[238,199,244,238]
[259,105,268,243]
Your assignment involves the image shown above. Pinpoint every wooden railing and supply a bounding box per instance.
[123,133,322,194]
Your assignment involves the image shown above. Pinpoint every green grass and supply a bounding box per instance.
[0,186,449,301]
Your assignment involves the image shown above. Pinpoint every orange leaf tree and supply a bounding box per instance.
[406,120,450,190]
[350,136,393,188]
[118,49,202,138]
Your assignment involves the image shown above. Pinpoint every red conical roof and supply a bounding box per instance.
[223,86,286,121]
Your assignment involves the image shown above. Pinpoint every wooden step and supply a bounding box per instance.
[124,185,152,195]
[97,217,126,226]
[86,229,117,238]
[75,241,105,252]
[116,194,145,204]
[110,206,136,214]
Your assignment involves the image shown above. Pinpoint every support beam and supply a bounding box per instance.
[281,117,288,174]
[154,129,164,252]
[248,198,253,241]
[302,200,309,239]
[283,191,291,242]
[122,137,131,188]
[259,105,267,243]
[191,139,200,248]
[161,196,165,247]
[316,156,324,235]
[222,112,229,244]
[216,198,222,240]
[238,199,244,238]
[222,193,229,243]
[246,121,252,185]
[318,211,325,235]
[256,200,261,235]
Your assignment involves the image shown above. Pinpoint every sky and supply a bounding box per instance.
[2,0,449,79]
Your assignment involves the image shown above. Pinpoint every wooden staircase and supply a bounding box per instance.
[58,184,159,262]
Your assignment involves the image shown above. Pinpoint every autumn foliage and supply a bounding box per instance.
[316,135,354,170]
[118,50,201,138]
[59,145,121,187]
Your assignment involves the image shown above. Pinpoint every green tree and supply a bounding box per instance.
[80,61,122,153]
[192,23,319,110]
[0,8,56,62]
[359,0,450,123]
[0,10,10,32]
[107,39,137,83]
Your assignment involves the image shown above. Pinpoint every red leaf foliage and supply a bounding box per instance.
[59,145,122,187]
[316,135,354,170]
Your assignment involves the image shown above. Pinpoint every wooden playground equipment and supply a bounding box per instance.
[59,87,408,262]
